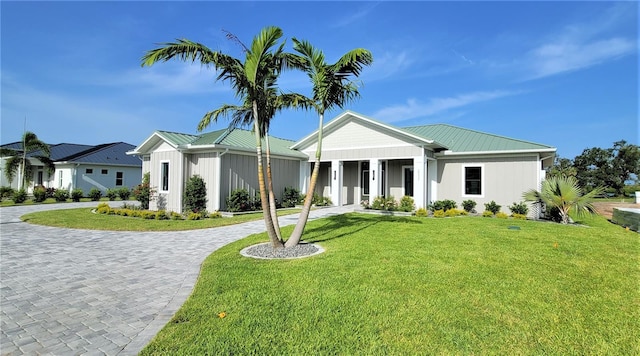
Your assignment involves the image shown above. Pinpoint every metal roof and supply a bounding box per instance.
[402,124,555,153]
[2,142,141,166]
[155,130,199,147]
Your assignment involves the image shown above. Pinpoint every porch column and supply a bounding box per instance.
[330,160,342,206]
[427,158,438,204]
[299,161,311,194]
[413,155,427,209]
[369,158,379,198]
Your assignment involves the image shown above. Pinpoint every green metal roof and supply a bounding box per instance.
[402,124,554,152]
[156,130,199,147]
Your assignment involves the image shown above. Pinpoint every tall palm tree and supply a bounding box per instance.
[1,131,54,190]
[142,26,292,247]
[285,39,373,248]
[523,175,603,224]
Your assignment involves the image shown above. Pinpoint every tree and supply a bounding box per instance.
[523,175,602,224]
[546,157,576,179]
[142,26,295,248]
[0,131,54,190]
[285,38,373,248]
[574,140,640,195]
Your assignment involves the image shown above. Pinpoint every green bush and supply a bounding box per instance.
[462,199,477,213]
[226,189,251,212]
[508,201,529,216]
[399,196,415,212]
[12,189,27,204]
[184,175,208,213]
[33,187,47,202]
[71,188,83,202]
[118,187,131,200]
[133,172,155,210]
[484,200,501,214]
[415,207,428,217]
[433,209,445,218]
[512,213,527,220]
[0,186,14,201]
[187,212,204,220]
[170,211,183,220]
[209,211,222,219]
[430,199,457,212]
[155,210,169,220]
[445,208,465,217]
[371,196,396,211]
[482,210,494,217]
[96,203,111,214]
[496,212,509,219]
[88,187,102,201]
[282,187,301,208]
[45,187,56,199]
[106,188,118,201]
[53,189,69,202]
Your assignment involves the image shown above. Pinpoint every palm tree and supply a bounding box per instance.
[142,26,293,247]
[523,175,603,224]
[285,39,373,248]
[1,131,54,190]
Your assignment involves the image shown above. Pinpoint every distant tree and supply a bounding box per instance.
[574,140,639,195]
[546,157,576,179]
[0,131,54,190]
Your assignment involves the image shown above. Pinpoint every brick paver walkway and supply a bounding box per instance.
[0,202,353,355]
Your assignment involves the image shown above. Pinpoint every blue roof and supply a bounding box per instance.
[1,142,141,167]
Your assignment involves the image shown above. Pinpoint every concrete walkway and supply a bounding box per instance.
[0,202,354,355]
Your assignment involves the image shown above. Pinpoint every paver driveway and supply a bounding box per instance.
[0,202,352,355]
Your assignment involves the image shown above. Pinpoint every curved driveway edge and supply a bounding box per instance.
[0,202,353,355]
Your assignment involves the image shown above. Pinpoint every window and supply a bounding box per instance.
[403,166,414,197]
[161,162,169,192]
[464,166,482,195]
[85,168,93,174]
[58,171,63,188]
[101,169,108,175]
[115,172,124,186]
[361,162,369,195]
[37,171,44,186]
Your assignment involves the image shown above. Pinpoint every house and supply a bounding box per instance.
[129,111,556,217]
[0,142,142,194]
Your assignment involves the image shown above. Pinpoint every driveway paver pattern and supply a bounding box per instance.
[0,202,353,355]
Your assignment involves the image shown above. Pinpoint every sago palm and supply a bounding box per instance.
[523,175,603,224]
[1,131,54,190]
[285,38,373,247]
[142,26,292,247]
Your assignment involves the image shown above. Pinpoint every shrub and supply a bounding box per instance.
[462,199,477,213]
[496,212,509,219]
[433,209,445,218]
[430,199,457,212]
[45,187,56,199]
[509,201,529,216]
[415,207,428,217]
[96,203,111,214]
[106,188,118,201]
[482,210,494,217]
[53,189,69,202]
[71,188,83,202]
[141,211,156,219]
[0,186,14,201]
[282,187,301,208]
[484,200,501,214]
[512,213,527,220]
[226,189,251,212]
[184,175,208,213]
[133,172,154,210]
[187,212,203,220]
[360,199,370,209]
[371,196,397,211]
[12,189,27,204]
[118,187,131,200]
[445,208,465,217]
[399,196,415,212]
[89,187,102,201]
[155,210,169,220]
[311,193,332,207]
[33,187,47,202]
[209,211,222,219]
[170,211,183,220]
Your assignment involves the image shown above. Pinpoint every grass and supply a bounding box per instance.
[0,197,122,207]
[140,213,639,355]
[21,207,302,231]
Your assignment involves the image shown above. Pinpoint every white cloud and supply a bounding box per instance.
[373,90,521,123]
[361,51,414,82]
[331,2,381,28]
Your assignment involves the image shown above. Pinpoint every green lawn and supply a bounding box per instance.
[21,207,301,231]
[140,214,639,355]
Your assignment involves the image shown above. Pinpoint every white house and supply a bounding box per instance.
[0,142,142,194]
[129,111,556,216]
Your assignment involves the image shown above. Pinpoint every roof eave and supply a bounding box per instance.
[436,148,557,157]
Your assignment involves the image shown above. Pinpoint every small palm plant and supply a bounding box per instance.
[523,175,603,224]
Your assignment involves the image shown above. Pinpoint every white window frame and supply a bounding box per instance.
[160,161,170,193]
[461,164,484,198]
[402,165,414,197]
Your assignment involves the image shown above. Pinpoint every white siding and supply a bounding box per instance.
[149,149,184,212]
[187,152,219,213]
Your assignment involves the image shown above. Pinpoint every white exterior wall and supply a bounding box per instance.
[187,152,220,212]
[437,155,539,216]
[149,143,184,212]
[73,165,142,194]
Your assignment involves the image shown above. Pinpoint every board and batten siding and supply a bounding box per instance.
[220,153,301,211]
[387,159,413,200]
[149,149,183,212]
[341,161,359,205]
[186,152,219,213]
[437,155,539,216]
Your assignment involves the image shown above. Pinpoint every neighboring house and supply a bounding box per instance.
[130,111,556,217]
[0,142,142,194]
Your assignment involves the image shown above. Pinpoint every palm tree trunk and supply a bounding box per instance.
[264,133,283,242]
[285,112,324,248]
[253,102,283,248]
[20,135,26,191]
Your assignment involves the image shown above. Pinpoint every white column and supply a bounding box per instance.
[413,155,426,209]
[427,158,438,205]
[213,152,222,211]
[369,158,379,198]
[330,160,342,206]
[299,161,311,194]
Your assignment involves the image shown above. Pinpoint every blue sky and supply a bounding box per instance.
[1,1,638,159]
